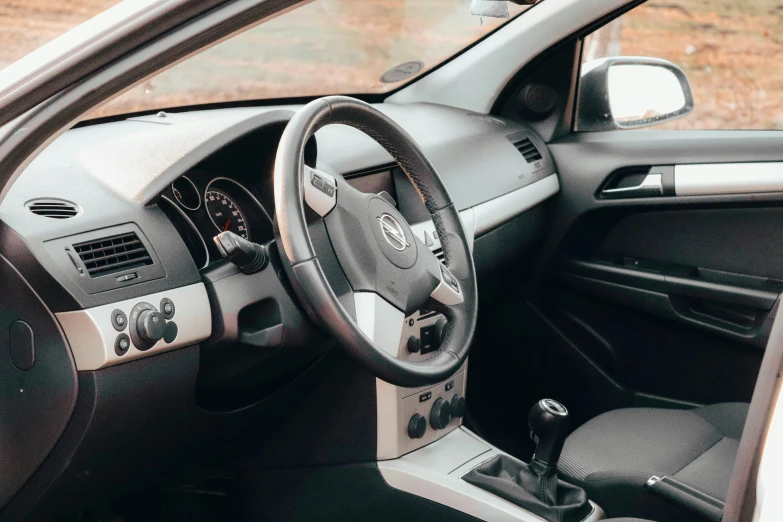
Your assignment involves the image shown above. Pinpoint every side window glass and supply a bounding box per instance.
[579,1,783,130]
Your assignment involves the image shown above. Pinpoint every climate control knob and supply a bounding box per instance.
[430,398,451,430]
[136,309,166,344]
[408,414,427,439]
[451,394,466,418]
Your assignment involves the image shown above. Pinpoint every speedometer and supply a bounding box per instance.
[205,189,250,240]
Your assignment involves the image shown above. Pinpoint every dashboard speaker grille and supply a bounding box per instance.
[73,232,153,277]
[513,138,542,163]
[26,199,80,219]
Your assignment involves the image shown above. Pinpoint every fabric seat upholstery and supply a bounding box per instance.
[557,403,748,521]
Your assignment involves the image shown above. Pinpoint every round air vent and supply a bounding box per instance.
[26,198,81,219]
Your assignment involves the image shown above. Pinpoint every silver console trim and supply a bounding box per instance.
[675,162,783,196]
[376,364,467,460]
[56,283,212,370]
[354,292,405,357]
[379,427,605,522]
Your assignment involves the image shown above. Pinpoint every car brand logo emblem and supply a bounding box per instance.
[378,213,410,251]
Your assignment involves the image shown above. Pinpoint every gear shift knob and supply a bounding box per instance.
[529,399,570,469]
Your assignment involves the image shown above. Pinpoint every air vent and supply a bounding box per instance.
[26,199,80,219]
[73,232,153,277]
[514,138,542,163]
[432,246,446,264]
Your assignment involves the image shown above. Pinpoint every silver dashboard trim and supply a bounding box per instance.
[56,283,212,370]
[410,174,558,249]
[379,427,605,522]
[472,173,559,235]
[675,162,783,196]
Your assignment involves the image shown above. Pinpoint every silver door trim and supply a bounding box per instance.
[675,162,783,196]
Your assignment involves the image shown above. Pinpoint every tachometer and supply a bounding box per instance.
[205,189,250,240]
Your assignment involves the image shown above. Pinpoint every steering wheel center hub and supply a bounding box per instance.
[368,197,417,269]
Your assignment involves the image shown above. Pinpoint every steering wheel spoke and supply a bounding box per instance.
[303,165,338,216]
[430,263,464,306]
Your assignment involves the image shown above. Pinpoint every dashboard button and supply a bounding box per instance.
[114,333,131,356]
[407,336,421,353]
[137,309,166,345]
[420,325,436,353]
[430,398,451,430]
[111,309,128,331]
[408,414,427,439]
[163,322,178,344]
[160,298,175,319]
[451,394,466,418]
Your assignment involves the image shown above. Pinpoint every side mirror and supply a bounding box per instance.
[577,57,694,131]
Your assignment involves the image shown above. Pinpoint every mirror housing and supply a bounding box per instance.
[578,56,694,131]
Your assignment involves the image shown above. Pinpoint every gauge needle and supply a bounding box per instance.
[223,219,231,232]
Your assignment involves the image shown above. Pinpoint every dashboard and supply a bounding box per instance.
[0,101,559,518]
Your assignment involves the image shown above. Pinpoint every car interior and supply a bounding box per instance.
[0,0,780,521]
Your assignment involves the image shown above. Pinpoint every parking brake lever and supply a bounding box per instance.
[213,231,268,274]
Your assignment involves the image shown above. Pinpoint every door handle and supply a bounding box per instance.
[602,173,663,199]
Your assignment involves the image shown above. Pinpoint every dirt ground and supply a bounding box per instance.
[2,0,783,129]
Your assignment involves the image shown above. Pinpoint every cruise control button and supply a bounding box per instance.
[311,173,324,189]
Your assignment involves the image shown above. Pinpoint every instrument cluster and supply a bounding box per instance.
[160,171,274,269]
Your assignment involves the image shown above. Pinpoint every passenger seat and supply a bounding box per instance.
[557,402,748,521]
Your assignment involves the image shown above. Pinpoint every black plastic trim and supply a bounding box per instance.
[646,476,724,522]
[558,259,781,348]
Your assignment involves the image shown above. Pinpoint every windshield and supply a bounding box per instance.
[86,0,531,119]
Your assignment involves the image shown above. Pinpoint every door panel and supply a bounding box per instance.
[521,132,783,431]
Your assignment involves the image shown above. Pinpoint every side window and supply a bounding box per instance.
[579,1,782,130]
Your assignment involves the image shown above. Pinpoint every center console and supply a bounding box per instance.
[376,328,605,522]
[379,427,604,522]
[376,217,603,521]
[374,219,473,460]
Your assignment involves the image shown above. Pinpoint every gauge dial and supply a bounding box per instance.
[205,189,250,240]
[171,176,201,211]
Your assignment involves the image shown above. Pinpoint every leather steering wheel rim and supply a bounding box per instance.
[274,96,478,387]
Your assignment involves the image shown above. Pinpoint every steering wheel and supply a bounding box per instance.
[273,96,478,387]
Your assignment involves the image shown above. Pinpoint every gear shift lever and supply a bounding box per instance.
[463,398,591,522]
[529,398,570,470]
